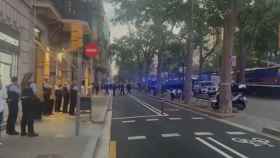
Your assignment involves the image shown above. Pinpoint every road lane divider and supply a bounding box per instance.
[129,95,168,116]
[168,117,182,120]
[112,115,163,120]
[194,132,214,136]
[161,133,181,138]
[226,131,247,135]
[192,117,205,120]
[109,141,117,158]
[196,137,234,158]
[146,118,159,122]
[122,120,136,124]
[128,136,147,141]
[207,137,248,158]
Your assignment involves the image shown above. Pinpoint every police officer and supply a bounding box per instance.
[55,84,63,112]
[69,82,78,115]
[43,79,52,115]
[0,80,5,139]
[21,74,39,137]
[62,83,70,113]
[6,77,20,135]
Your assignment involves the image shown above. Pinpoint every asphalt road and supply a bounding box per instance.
[111,94,280,158]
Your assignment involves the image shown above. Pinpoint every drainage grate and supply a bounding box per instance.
[36,154,64,158]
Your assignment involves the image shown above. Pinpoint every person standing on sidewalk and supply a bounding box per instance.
[69,82,78,115]
[55,84,63,112]
[6,77,20,135]
[0,80,5,140]
[20,73,39,137]
[62,83,70,113]
[43,79,52,115]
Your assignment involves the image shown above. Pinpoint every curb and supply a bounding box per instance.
[91,96,111,124]
[148,95,236,118]
[262,127,280,138]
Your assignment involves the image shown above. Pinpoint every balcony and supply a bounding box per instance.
[33,0,61,22]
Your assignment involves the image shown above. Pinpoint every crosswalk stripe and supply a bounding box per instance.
[194,132,214,136]
[128,136,147,140]
[146,118,159,122]
[161,133,181,138]
[122,120,136,124]
[226,131,247,135]
[168,117,182,120]
[192,117,205,120]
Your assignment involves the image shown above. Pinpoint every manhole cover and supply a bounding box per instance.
[36,154,64,158]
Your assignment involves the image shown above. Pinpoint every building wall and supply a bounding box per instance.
[0,0,35,82]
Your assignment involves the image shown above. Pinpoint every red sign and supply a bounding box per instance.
[84,43,100,58]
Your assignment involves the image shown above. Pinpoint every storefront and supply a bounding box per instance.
[0,22,19,87]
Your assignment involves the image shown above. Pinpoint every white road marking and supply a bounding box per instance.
[129,95,167,116]
[122,120,136,124]
[207,137,248,158]
[161,133,181,138]
[146,118,159,122]
[196,137,233,158]
[194,132,214,136]
[128,136,147,140]
[168,117,182,120]
[112,115,163,120]
[192,117,205,120]
[226,131,247,135]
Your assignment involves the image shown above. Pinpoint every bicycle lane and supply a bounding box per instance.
[135,94,280,158]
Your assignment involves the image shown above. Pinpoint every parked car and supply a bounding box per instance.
[195,81,218,95]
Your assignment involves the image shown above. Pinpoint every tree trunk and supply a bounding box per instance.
[157,52,162,95]
[184,38,193,104]
[199,45,204,74]
[237,32,247,84]
[219,6,236,113]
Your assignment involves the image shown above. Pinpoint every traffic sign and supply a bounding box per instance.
[84,43,100,58]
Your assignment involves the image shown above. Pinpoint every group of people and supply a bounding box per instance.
[43,80,78,116]
[0,74,39,137]
[102,83,132,96]
[0,74,80,139]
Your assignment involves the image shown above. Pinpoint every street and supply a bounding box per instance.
[111,94,280,158]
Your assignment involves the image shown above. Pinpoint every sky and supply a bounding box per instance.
[104,1,127,77]
[103,1,129,42]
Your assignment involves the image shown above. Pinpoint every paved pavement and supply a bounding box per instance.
[111,95,280,158]
[0,94,111,158]
[227,97,280,133]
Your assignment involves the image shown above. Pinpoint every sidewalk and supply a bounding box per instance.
[0,94,112,158]
[141,92,280,138]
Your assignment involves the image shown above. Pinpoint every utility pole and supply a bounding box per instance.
[75,50,82,136]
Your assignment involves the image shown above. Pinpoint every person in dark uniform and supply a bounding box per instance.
[6,77,20,135]
[69,82,78,115]
[95,83,100,95]
[20,74,39,137]
[62,83,70,113]
[55,84,63,112]
[120,84,125,96]
[112,84,116,96]
[126,83,132,94]
[43,79,52,115]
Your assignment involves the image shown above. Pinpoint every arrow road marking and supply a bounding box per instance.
[194,132,214,136]
[226,131,247,135]
[207,137,248,158]
[128,136,147,141]
[196,137,233,158]
[122,120,136,124]
[161,133,181,138]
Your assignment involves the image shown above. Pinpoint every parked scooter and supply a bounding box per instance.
[211,83,247,111]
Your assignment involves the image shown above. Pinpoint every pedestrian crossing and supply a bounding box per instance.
[127,131,248,141]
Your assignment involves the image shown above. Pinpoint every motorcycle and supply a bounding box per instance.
[211,84,247,111]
